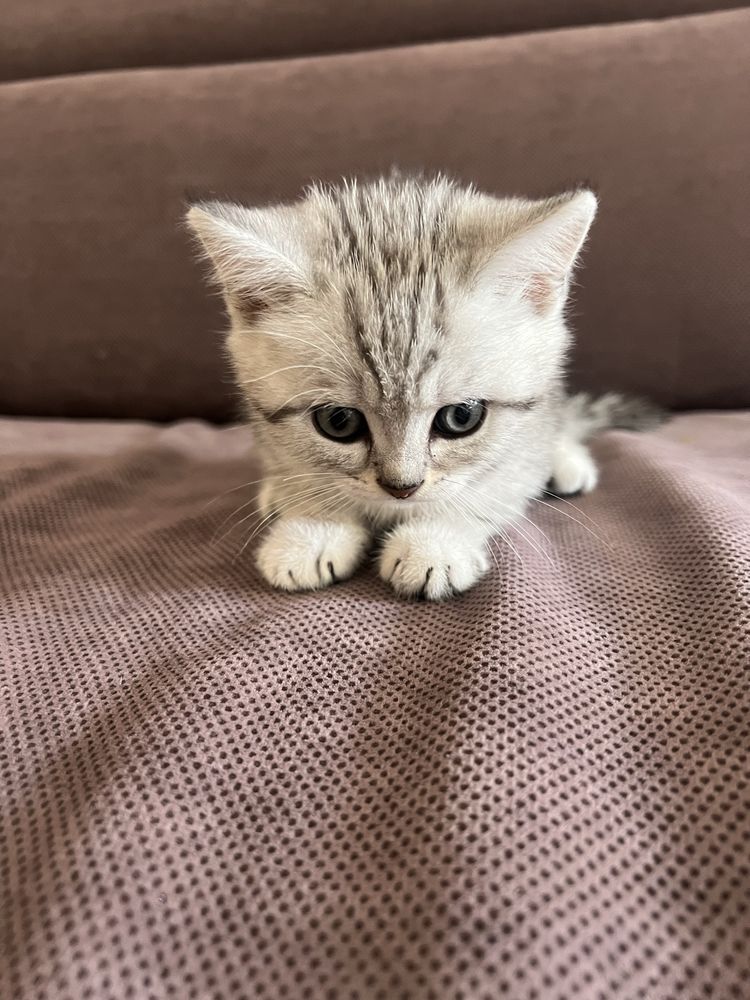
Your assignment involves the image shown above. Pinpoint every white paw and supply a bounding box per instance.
[550,440,599,496]
[379,521,490,600]
[256,518,370,592]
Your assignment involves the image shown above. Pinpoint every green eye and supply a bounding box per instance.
[433,400,486,438]
[313,406,367,443]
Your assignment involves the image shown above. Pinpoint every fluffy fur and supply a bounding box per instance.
[187,175,662,599]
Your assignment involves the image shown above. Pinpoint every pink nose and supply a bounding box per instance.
[378,480,423,499]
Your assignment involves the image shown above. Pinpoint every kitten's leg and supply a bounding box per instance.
[256,516,370,592]
[378,518,491,600]
[548,436,598,497]
[548,390,666,498]
[254,477,370,592]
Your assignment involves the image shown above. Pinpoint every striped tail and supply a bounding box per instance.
[563,391,667,442]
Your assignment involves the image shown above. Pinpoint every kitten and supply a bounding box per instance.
[187,176,661,600]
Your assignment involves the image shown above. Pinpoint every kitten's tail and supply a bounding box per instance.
[564,391,667,442]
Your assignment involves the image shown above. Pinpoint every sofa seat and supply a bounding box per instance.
[2,411,749,999]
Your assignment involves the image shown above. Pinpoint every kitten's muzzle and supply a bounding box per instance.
[377,479,424,499]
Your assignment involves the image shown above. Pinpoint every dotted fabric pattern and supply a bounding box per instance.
[1,413,749,1000]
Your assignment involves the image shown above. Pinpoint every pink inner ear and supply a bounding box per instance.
[526,273,557,312]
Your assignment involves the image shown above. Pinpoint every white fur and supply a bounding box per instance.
[183,178,654,601]
[379,519,490,599]
[550,439,599,495]
[256,518,370,592]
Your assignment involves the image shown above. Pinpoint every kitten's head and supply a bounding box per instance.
[186,176,596,519]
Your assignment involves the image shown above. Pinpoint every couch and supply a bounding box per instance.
[2,2,749,998]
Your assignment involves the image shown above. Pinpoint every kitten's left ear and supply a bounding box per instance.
[484,190,598,314]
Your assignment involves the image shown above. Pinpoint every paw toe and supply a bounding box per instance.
[256,520,368,592]
[379,526,488,600]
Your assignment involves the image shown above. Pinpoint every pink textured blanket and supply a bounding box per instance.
[2,412,749,999]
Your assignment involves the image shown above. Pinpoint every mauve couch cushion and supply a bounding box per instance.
[1,411,749,999]
[1,10,749,421]
[2,0,747,81]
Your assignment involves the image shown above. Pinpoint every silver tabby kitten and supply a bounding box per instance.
[187,176,660,600]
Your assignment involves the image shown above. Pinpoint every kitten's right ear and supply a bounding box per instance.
[185,201,310,316]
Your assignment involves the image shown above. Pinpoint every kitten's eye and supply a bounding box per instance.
[313,405,367,443]
[433,400,486,438]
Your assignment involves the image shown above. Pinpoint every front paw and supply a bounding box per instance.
[549,440,599,497]
[379,522,490,600]
[256,518,370,592]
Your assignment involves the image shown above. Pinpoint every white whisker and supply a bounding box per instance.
[443,493,505,575]
[302,317,361,379]
[493,530,524,567]
[203,470,338,509]
[219,482,341,548]
[444,478,554,566]
[267,323,358,383]
[269,386,331,415]
[238,364,333,386]
[530,496,613,551]
[214,472,342,539]
[539,488,603,528]
[233,484,352,563]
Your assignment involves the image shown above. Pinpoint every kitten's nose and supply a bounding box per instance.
[378,479,424,499]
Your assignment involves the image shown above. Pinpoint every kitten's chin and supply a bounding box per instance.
[355,493,436,521]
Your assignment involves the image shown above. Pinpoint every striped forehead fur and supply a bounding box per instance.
[188,176,588,404]
[301,176,582,399]
[186,177,601,459]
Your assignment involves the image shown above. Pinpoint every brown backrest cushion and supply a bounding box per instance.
[2,0,746,82]
[1,10,748,420]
